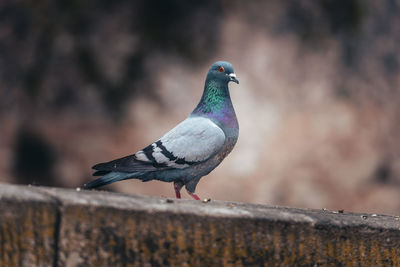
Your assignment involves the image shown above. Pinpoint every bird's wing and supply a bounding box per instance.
[92,154,166,175]
[92,116,226,173]
[157,116,226,167]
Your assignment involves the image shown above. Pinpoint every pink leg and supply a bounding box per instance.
[187,191,200,200]
[174,183,181,199]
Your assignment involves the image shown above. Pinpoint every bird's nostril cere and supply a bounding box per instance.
[229,73,239,84]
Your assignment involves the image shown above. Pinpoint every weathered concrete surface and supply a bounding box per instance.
[0,183,399,266]
[0,185,59,267]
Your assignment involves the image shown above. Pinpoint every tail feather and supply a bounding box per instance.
[84,172,134,189]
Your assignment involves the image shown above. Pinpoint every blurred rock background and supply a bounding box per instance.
[1,0,399,214]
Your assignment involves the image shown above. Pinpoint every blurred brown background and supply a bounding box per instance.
[1,0,399,214]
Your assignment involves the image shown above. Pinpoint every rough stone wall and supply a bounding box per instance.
[0,184,399,266]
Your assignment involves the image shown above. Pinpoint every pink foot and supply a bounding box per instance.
[174,184,181,199]
[187,191,200,200]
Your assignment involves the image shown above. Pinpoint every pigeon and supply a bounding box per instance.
[84,61,239,200]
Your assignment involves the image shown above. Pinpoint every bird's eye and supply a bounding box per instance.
[218,66,224,72]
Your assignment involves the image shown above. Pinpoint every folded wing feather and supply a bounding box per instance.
[159,116,225,163]
[92,117,225,173]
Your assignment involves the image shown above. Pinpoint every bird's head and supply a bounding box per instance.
[207,61,239,85]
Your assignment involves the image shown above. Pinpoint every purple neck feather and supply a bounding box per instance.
[192,79,237,127]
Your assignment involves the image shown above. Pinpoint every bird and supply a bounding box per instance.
[84,61,239,200]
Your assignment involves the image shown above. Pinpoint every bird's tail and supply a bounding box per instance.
[84,172,134,189]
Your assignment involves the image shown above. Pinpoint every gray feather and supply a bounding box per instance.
[84,172,134,189]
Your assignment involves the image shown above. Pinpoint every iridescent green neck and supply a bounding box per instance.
[192,79,231,114]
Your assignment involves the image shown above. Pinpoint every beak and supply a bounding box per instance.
[228,73,239,84]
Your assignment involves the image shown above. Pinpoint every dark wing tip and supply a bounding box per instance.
[90,153,169,174]
[92,162,106,170]
[92,170,110,176]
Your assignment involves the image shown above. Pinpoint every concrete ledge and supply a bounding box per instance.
[0,184,399,266]
[0,185,59,266]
